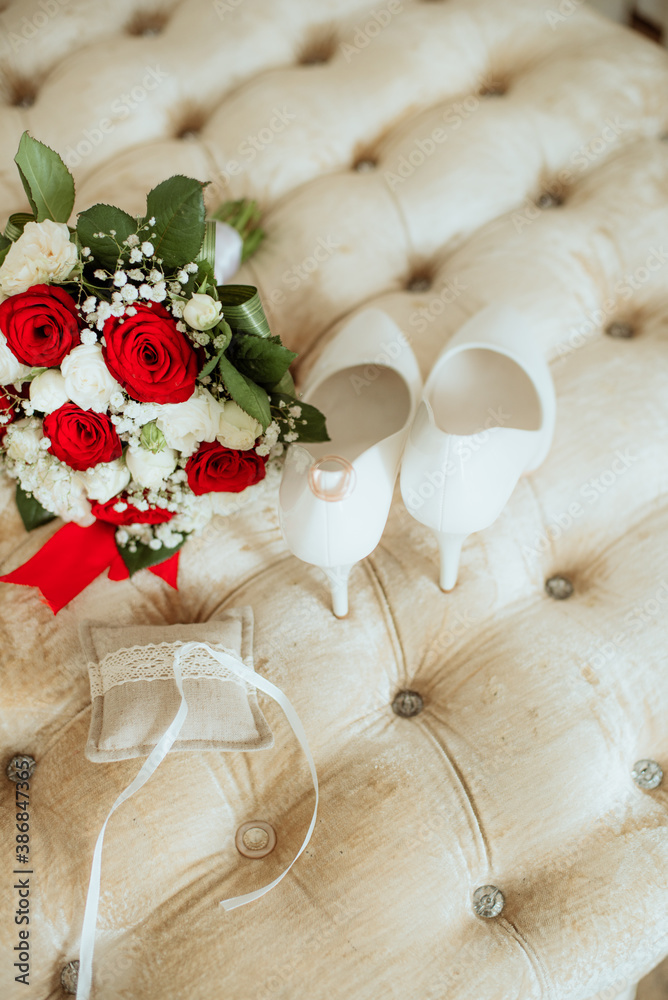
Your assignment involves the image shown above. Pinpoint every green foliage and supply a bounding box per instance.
[231,333,296,386]
[271,393,330,443]
[217,354,271,429]
[76,203,137,269]
[118,537,186,577]
[15,484,56,531]
[14,132,75,223]
[217,284,271,338]
[212,198,264,262]
[143,175,206,270]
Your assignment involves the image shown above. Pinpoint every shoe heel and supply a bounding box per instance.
[433,532,468,592]
[322,564,353,618]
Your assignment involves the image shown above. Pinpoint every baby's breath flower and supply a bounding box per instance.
[82,296,97,314]
[139,283,153,299]
[125,234,140,247]
[141,241,154,256]
[128,269,144,281]
[110,302,125,317]
[93,269,107,280]
[176,270,189,284]
[129,247,142,263]
[113,271,127,287]
[80,329,97,345]
[185,262,199,274]
[121,284,138,302]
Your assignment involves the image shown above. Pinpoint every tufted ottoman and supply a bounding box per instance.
[1,1,668,998]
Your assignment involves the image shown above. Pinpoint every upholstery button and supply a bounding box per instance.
[545,576,573,600]
[354,158,377,172]
[392,690,424,717]
[472,885,505,918]
[631,759,663,790]
[407,276,432,292]
[6,754,36,782]
[536,192,563,209]
[60,960,79,994]
[605,321,634,339]
[480,83,506,97]
[236,821,276,858]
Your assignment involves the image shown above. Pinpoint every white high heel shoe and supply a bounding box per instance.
[400,304,556,591]
[279,309,422,618]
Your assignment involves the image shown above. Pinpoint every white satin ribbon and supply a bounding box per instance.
[76,641,318,1000]
[213,221,243,284]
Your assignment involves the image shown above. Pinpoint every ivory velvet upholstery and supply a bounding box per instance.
[1,1,668,998]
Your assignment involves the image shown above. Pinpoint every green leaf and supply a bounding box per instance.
[4,212,35,242]
[271,393,330,443]
[271,370,296,395]
[218,354,271,429]
[14,132,75,223]
[231,333,296,385]
[143,175,206,270]
[15,484,56,532]
[118,537,186,578]
[195,220,217,272]
[0,234,11,268]
[76,203,137,270]
[217,285,271,338]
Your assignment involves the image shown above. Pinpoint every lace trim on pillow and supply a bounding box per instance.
[89,641,252,699]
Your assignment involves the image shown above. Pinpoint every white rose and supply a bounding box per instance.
[60,344,121,412]
[155,387,223,456]
[5,417,43,462]
[213,221,243,284]
[29,369,68,414]
[0,332,30,384]
[183,293,223,331]
[0,220,78,297]
[126,445,178,489]
[217,400,262,451]
[79,458,131,504]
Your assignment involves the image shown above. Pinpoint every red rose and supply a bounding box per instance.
[186,441,266,495]
[102,304,198,404]
[0,284,79,367]
[0,390,16,443]
[43,402,122,471]
[91,496,174,525]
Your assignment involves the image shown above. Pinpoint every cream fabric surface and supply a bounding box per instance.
[80,609,274,760]
[0,1,667,999]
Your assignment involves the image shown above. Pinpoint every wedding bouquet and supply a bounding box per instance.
[0,133,327,610]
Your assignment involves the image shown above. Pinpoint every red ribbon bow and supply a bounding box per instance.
[0,521,179,613]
